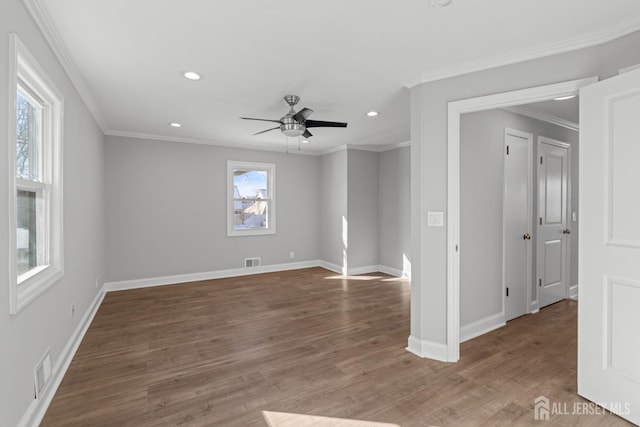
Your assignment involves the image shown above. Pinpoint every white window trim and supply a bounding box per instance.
[8,34,64,314]
[227,160,276,237]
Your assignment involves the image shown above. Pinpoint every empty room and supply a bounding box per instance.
[2,1,640,426]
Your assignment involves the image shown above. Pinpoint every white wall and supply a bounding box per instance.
[459,109,578,328]
[0,1,105,425]
[378,146,411,274]
[105,135,321,282]
[410,30,640,350]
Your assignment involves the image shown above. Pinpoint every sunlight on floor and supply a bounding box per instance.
[262,411,401,427]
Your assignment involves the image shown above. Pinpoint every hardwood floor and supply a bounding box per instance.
[42,268,631,426]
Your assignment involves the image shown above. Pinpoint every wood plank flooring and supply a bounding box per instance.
[42,268,632,426]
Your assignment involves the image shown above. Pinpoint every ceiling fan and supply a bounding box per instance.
[240,95,348,139]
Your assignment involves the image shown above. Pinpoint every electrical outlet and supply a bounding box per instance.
[95,277,99,289]
[71,304,76,317]
[290,251,295,260]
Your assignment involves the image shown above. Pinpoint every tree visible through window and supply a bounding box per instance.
[16,90,43,276]
[9,34,64,314]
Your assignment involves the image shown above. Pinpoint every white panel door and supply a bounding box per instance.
[504,128,532,321]
[578,69,640,425]
[537,138,570,308]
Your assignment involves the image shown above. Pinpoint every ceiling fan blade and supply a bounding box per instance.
[293,108,314,123]
[304,120,348,128]
[253,126,280,136]
[240,117,283,124]
[303,129,313,138]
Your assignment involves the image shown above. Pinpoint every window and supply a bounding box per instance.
[8,35,64,314]
[227,161,275,236]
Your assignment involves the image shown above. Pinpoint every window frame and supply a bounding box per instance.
[227,160,276,237]
[8,34,64,314]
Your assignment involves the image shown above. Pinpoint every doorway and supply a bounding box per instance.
[537,137,572,308]
[446,77,597,362]
[503,128,533,321]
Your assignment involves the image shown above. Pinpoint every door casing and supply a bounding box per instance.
[446,77,598,362]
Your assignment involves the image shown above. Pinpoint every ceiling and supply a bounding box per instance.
[39,0,640,154]
[525,97,580,125]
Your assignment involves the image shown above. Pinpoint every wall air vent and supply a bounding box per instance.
[245,257,261,268]
[34,349,53,399]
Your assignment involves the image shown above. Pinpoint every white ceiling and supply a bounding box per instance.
[526,97,580,125]
[39,0,640,153]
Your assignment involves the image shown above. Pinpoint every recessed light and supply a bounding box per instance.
[169,122,182,128]
[301,139,310,144]
[366,111,379,117]
[183,71,201,81]
[431,0,453,7]
[553,95,576,101]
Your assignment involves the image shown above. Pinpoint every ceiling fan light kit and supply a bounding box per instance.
[241,95,348,140]
[431,0,453,7]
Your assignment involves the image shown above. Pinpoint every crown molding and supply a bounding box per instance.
[503,106,579,132]
[104,129,321,156]
[318,141,410,157]
[405,16,640,88]
[378,140,411,152]
[619,63,640,74]
[20,0,107,131]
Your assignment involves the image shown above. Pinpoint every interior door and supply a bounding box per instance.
[578,68,640,425]
[537,138,570,308]
[504,128,532,321]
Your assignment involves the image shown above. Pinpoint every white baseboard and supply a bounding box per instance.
[569,284,579,300]
[317,262,410,279]
[104,260,412,293]
[317,260,345,275]
[18,287,105,427]
[377,265,411,280]
[460,312,506,343]
[406,335,449,362]
[347,265,380,276]
[530,301,540,313]
[105,260,321,292]
[377,265,402,277]
[317,261,411,279]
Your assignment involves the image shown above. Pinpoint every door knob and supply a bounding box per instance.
[563,229,571,234]
[523,233,531,240]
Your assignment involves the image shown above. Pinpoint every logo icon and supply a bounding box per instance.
[534,396,550,421]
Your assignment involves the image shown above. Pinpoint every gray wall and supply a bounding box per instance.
[459,109,578,327]
[105,135,321,282]
[318,147,410,273]
[410,30,640,346]
[347,150,379,269]
[319,150,348,268]
[106,141,410,281]
[0,1,105,425]
[378,146,411,274]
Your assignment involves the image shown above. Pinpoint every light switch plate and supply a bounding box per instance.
[427,211,444,227]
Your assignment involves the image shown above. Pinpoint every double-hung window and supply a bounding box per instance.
[227,161,275,236]
[8,35,64,313]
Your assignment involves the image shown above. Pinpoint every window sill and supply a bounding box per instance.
[11,265,63,314]
[227,227,276,237]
